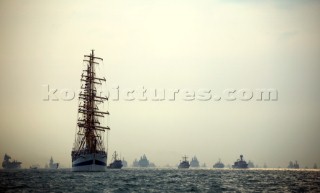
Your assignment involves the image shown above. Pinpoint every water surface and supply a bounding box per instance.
[1,168,319,192]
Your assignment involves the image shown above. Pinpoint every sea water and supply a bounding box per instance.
[1,168,319,192]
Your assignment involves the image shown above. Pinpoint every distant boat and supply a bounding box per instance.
[288,161,299,169]
[213,159,225,168]
[132,159,139,167]
[49,157,59,169]
[263,163,268,168]
[190,156,200,167]
[232,155,248,169]
[2,154,22,169]
[107,151,123,169]
[247,160,255,168]
[30,164,39,170]
[178,155,190,169]
[138,154,150,167]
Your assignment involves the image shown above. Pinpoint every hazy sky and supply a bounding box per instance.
[0,0,319,168]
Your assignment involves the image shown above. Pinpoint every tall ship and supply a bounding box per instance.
[178,155,190,169]
[107,151,123,169]
[213,159,225,168]
[138,154,150,167]
[232,155,248,169]
[71,50,110,172]
[49,157,59,169]
[2,154,22,169]
[190,156,200,167]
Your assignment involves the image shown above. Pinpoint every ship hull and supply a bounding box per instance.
[107,160,123,169]
[232,163,248,169]
[2,162,22,169]
[232,166,248,169]
[72,153,107,172]
[213,163,225,168]
[178,166,190,169]
[178,162,190,169]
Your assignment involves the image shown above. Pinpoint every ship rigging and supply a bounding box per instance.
[71,50,110,172]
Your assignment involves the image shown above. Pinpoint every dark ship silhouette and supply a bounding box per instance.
[2,154,22,169]
[108,151,123,169]
[190,156,200,167]
[71,50,110,172]
[288,161,300,169]
[178,155,190,169]
[232,155,248,169]
[213,159,225,168]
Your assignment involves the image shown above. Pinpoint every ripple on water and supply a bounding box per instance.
[0,169,320,192]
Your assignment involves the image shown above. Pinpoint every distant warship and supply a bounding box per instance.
[232,155,248,169]
[178,155,190,169]
[190,156,200,167]
[2,154,22,169]
[132,159,139,167]
[288,161,299,169]
[48,157,59,169]
[213,159,225,168]
[138,154,150,167]
[247,160,255,168]
[107,151,123,169]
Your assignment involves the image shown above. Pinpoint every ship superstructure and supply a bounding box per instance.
[288,161,300,169]
[71,50,110,172]
[2,154,22,169]
[107,151,123,169]
[138,154,150,167]
[190,156,200,168]
[49,157,59,169]
[232,155,248,169]
[178,155,190,169]
[213,159,225,168]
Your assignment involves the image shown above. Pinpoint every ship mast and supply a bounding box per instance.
[74,50,110,154]
[183,155,188,162]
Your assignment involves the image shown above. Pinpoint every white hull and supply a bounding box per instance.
[72,153,107,172]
